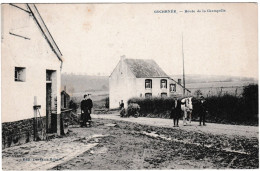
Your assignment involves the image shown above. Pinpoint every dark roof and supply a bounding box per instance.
[124,59,169,78]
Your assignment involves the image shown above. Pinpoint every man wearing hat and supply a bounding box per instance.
[80,94,88,127]
[86,94,93,126]
[198,96,207,126]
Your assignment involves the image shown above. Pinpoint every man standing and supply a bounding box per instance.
[86,94,93,126]
[199,96,207,126]
[171,99,182,127]
[119,100,126,117]
[119,100,124,110]
[80,94,88,127]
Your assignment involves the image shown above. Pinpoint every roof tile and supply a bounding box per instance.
[124,59,168,78]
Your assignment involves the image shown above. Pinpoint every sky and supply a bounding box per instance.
[36,3,258,78]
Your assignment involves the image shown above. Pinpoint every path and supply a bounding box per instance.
[2,129,107,170]
[92,113,258,138]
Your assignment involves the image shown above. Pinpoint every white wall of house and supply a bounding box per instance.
[109,57,191,109]
[109,57,136,109]
[169,80,185,97]
[2,4,61,122]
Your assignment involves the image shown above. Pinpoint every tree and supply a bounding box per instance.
[194,89,202,98]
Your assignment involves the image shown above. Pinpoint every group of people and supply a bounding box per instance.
[171,96,207,127]
[80,95,207,128]
[80,94,93,127]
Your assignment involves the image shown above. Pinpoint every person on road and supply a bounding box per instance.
[171,99,182,127]
[119,100,124,110]
[198,96,207,126]
[119,100,126,117]
[86,94,93,126]
[80,94,88,127]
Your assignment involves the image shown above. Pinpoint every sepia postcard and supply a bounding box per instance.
[1,2,258,170]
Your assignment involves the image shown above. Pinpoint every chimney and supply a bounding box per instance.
[64,86,66,92]
[120,55,126,61]
[178,79,182,85]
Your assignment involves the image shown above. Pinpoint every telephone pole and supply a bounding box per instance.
[182,33,186,96]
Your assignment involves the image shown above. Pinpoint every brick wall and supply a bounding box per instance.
[2,117,46,149]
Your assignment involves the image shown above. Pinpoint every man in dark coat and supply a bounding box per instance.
[171,99,182,127]
[86,94,93,125]
[119,100,124,110]
[119,100,126,117]
[198,96,207,126]
[80,94,88,127]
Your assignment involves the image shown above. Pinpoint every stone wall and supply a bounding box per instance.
[2,117,46,149]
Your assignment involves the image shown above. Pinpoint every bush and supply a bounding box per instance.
[204,94,242,123]
[69,100,78,112]
[127,84,258,125]
[128,97,175,118]
[204,84,258,125]
[127,103,140,117]
[242,84,258,119]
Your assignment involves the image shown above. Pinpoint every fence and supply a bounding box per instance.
[188,86,245,97]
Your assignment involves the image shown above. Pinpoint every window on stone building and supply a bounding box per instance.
[145,79,152,89]
[161,93,167,98]
[15,67,26,82]
[145,93,152,98]
[161,79,167,88]
[170,84,176,92]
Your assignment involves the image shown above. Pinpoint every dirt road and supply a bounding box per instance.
[2,118,258,170]
[92,113,258,138]
[54,118,258,169]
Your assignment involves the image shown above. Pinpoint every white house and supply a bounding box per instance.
[109,56,190,109]
[2,4,63,147]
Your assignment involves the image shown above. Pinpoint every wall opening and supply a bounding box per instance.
[46,70,56,133]
[15,67,26,82]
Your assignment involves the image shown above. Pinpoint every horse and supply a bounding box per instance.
[181,97,193,125]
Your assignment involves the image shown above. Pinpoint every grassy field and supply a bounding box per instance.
[186,80,257,97]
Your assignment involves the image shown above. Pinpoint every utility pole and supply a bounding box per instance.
[182,33,186,96]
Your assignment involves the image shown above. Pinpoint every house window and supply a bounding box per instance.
[145,93,152,98]
[161,79,167,88]
[145,79,152,89]
[15,67,26,82]
[46,70,53,81]
[170,84,176,92]
[161,93,167,98]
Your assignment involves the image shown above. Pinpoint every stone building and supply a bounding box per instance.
[2,4,63,148]
[61,90,70,109]
[109,56,190,109]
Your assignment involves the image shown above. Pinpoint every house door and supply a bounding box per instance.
[46,83,52,133]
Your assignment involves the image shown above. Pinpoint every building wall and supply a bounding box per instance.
[109,57,190,108]
[169,80,187,97]
[109,57,136,109]
[2,117,46,149]
[61,91,70,109]
[2,4,61,123]
[135,78,170,97]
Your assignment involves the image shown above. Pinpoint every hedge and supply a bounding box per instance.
[127,84,258,125]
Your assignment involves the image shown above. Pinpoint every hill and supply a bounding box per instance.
[61,73,257,95]
[61,73,109,94]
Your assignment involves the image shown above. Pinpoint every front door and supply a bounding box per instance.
[46,83,52,133]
